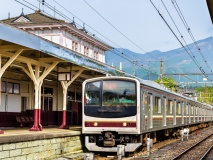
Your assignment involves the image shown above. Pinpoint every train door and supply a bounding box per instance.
[140,90,145,131]
[141,91,147,130]
[143,92,153,130]
[148,93,153,128]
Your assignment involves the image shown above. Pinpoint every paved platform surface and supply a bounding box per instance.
[0,126,82,144]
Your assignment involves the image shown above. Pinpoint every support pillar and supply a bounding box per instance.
[23,61,59,131]
[59,69,84,129]
[29,84,41,131]
[0,50,23,134]
[59,86,68,129]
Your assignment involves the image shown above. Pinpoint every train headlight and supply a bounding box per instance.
[94,122,98,126]
[123,122,127,127]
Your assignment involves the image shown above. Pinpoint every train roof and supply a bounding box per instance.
[136,78,213,109]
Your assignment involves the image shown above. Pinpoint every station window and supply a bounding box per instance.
[84,46,89,56]
[76,92,82,101]
[7,82,20,94]
[67,91,75,111]
[44,87,53,95]
[1,81,6,93]
[41,87,53,111]
[68,91,75,100]
[21,97,27,112]
[72,41,78,52]
[43,97,53,111]
[94,51,99,60]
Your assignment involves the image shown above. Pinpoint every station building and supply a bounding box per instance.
[0,10,127,133]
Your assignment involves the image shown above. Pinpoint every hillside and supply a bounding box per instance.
[105,37,213,83]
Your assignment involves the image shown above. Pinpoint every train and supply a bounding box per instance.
[82,76,213,153]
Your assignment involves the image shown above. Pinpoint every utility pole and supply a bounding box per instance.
[160,59,163,84]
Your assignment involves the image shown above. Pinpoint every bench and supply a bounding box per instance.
[16,116,33,128]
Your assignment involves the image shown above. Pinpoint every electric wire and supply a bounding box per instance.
[82,0,159,62]
[172,0,213,73]
[16,0,159,77]
[160,0,199,83]
[52,0,156,67]
[41,0,159,75]
[150,0,209,80]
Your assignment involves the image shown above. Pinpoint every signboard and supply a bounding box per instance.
[58,72,72,81]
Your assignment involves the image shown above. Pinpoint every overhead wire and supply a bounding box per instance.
[149,0,209,80]
[42,0,155,74]
[160,0,199,82]
[171,0,213,73]
[52,0,156,68]
[16,0,159,76]
[44,0,159,75]
[82,0,159,62]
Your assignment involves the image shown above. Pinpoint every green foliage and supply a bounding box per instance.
[194,87,213,105]
[155,77,177,92]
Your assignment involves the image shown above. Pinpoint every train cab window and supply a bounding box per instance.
[102,80,136,106]
[85,81,100,105]
[154,97,161,114]
[84,80,136,118]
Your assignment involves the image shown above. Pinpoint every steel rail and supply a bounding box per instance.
[199,143,213,160]
[172,133,213,160]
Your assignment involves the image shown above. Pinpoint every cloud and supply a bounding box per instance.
[178,60,192,65]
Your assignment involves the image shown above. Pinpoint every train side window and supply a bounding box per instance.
[168,100,173,114]
[177,102,181,115]
[185,104,189,115]
[191,106,194,115]
[154,96,161,114]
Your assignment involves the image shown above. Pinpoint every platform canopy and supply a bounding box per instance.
[0,22,133,83]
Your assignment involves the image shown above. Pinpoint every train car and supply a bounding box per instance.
[82,76,213,153]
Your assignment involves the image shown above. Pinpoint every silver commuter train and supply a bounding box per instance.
[82,76,213,152]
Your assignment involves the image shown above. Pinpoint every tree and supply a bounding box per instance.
[155,77,177,92]
[195,86,213,105]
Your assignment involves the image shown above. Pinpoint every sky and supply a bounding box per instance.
[0,0,212,54]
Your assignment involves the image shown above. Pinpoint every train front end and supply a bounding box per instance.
[82,77,141,152]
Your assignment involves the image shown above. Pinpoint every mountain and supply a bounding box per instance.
[105,37,213,83]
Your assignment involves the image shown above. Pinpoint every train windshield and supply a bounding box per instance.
[84,80,137,118]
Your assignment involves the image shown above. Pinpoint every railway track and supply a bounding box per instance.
[55,126,213,160]
[172,133,213,159]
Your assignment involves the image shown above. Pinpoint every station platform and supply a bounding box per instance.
[0,126,82,144]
